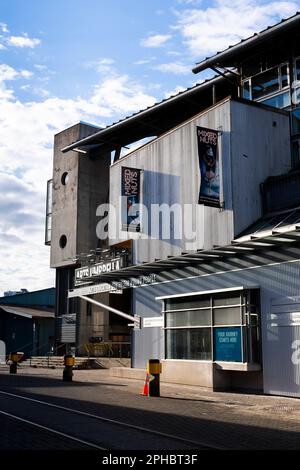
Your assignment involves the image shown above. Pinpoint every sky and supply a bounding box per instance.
[0,0,299,296]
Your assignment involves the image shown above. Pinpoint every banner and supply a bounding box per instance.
[121,167,141,232]
[197,126,220,207]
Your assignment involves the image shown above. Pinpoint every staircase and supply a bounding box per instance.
[20,356,91,369]
[19,356,131,369]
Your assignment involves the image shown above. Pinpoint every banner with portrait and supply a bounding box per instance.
[197,126,220,207]
[121,167,141,232]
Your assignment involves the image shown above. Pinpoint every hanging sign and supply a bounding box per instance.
[197,126,220,207]
[121,167,141,232]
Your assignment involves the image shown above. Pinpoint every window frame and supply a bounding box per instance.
[163,288,260,364]
[242,62,291,108]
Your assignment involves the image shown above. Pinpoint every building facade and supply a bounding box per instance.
[0,288,55,358]
[47,13,300,397]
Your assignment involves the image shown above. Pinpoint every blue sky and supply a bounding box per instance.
[0,0,299,295]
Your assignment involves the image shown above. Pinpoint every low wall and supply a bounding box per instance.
[110,360,263,392]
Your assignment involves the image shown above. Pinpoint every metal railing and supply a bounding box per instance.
[84,342,131,358]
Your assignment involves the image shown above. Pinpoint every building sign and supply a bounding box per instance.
[111,274,157,290]
[75,258,123,286]
[197,126,220,207]
[121,167,141,232]
[68,283,122,298]
[143,316,164,328]
[214,327,242,362]
[58,314,76,344]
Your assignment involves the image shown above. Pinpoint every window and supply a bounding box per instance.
[45,179,53,246]
[166,329,211,360]
[260,91,291,109]
[291,108,300,135]
[295,57,300,82]
[252,67,280,100]
[242,63,290,109]
[292,139,300,168]
[164,289,260,363]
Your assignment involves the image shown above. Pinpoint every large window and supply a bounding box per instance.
[164,289,260,363]
[242,63,291,109]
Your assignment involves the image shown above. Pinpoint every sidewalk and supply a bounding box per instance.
[1,364,300,424]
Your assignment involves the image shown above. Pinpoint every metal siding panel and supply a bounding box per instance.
[231,101,291,236]
[133,259,300,396]
[109,100,234,262]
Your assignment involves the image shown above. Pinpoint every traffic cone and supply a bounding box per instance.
[140,372,150,396]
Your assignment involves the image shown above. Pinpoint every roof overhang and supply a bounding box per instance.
[0,305,54,319]
[61,75,230,154]
[69,225,300,285]
[192,12,300,74]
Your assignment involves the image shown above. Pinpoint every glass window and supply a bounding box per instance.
[165,328,211,360]
[295,58,300,82]
[166,309,211,327]
[280,64,289,88]
[165,296,210,311]
[164,289,260,364]
[213,307,241,325]
[292,139,300,167]
[243,80,251,100]
[260,91,291,109]
[252,68,280,100]
[291,108,300,135]
[213,294,240,307]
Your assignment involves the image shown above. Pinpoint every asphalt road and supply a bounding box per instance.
[0,370,299,452]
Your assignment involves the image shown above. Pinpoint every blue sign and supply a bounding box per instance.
[214,327,242,362]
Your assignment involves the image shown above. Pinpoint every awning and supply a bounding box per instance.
[69,225,300,284]
[0,306,54,319]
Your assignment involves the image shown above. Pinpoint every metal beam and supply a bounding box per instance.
[79,294,137,323]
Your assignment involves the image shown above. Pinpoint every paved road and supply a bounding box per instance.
[0,369,299,451]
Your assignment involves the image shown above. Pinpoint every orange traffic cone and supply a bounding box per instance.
[140,372,150,396]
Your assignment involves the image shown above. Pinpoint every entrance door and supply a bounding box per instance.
[264,297,300,397]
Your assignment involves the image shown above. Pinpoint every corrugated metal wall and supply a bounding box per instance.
[109,98,290,263]
[133,256,300,397]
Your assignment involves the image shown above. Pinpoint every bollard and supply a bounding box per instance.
[9,352,21,374]
[147,359,162,397]
[63,354,75,382]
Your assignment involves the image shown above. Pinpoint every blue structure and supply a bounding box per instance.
[0,288,55,358]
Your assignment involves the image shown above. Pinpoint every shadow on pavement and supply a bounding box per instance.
[0,372,299,450]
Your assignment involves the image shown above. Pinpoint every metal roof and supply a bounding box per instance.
[70,225,300,284]
[61,74,231,154]
[0,306,54,319]
[192,11,300,74]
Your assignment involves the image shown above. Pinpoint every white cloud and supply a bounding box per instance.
[141,34,172,48]
[134,57,157,65]
[7,35,41,48]
[20,70,34,79]
[0,23,9,33]
[177,0,202,4]
[34,64,47,71]
[164,85,187,99]
[154,62,191,74]
[0,44,6,50]
[85,58,115,74]
[0,66,156,294]
[174,0,299,57]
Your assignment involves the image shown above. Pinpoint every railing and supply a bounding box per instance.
[84,342,131,358]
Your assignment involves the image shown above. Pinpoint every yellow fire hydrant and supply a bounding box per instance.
[147,359,162,397]
[63,354,75,382]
